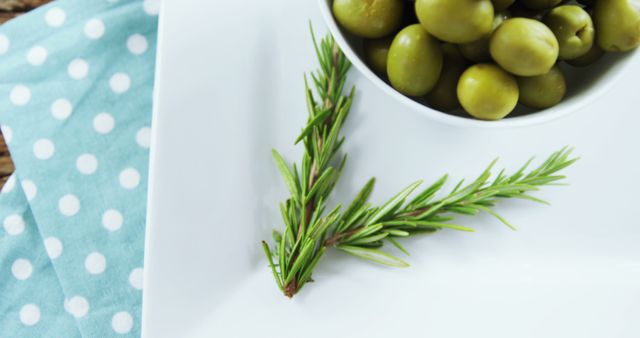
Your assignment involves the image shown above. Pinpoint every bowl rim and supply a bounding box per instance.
[317,0,638,129]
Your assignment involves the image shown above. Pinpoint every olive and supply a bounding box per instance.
[517,65,566,109]
[490,18,559,76]
[426,44,467,111]
[544,5,594,60]
[332,0,403,38]
[492,0,516,10]
[567,43,605,67]
[440,42,467,65]
[364,37,393,75]
[518,0,562,10]
[387,24,443,96]
[459,11,511,62]
[415,0,494,43]
[457,63,519,120]
[594,0,640,52]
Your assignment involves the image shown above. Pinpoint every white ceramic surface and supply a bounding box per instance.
[318,0,640,128]
[142,1,640,337]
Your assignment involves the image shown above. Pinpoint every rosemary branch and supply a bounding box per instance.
[262,29,578,297]
[262,28,353,297]
[326,147,578,267]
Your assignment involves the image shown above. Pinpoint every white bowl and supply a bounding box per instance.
[318,0,640,128]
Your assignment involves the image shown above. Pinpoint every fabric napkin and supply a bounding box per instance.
[0,0,158,336]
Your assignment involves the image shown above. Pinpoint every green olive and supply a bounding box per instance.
[364,37,393,75]
[518,0,562,10]
[425,44,467,111]
[490,18,559,76]
[387,24,443,96]
[440,42,467,65]
[567,43,605,67]
[332,0,403,38]
[594,0,640,52]
[457,64,519,120]
[544,5,595,60]
[492,0,516,10]
[459,11,511,62]
[415,0,494,43]
[517,65,566,109]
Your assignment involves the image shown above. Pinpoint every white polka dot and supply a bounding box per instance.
[1,125,13,144]
[21,180,37,201]
[44,237,63,259]
[129,268,144,290]
[143,0,160,15]
[110,73,131,94]
[2,175,16,193]
[93,113,115,134]
[112,311,133,334]
[64,296,89,318]
[58,194,80,216]
[68,59,89,80]
[84,18,105,39]
[136,127,151,148]
[26,46,47,66]
[45,7,66,27]
[127,34,148,55]
[76,153,98,175]
[119,168,140,189]
[20,304,40,326]
[85,252,106,274]
[0,34,9,54]
[33,139,55,160]
[3,214,25,236]
[102,209,123,231]
[51,99,73,120]
[12,258,33,280]
[10,85,31,106]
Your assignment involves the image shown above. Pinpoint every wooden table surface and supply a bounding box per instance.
[0,0,50,187]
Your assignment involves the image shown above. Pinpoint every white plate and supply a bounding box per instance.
[142,1,640,337]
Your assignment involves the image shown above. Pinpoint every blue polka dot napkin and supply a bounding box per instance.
[0,0,158,336]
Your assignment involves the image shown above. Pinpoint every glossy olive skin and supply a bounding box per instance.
[519,0,562,10]
[426,44,467,111]
[457,64,519,120]
[387,24,443,96]
[490,18,559,76]
[415,0,494,43]
[492,0,515,10]
[460,11,511,62]
[333,0,403,38]
[364,37,393,75]
[567,43,605,67]
[544,6,594,60]
[517,65,566,109]
[594,0,640,52]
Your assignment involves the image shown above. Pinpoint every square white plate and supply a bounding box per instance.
[142,1,640,337]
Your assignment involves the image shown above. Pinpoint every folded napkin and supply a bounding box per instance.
[0,0,158,336]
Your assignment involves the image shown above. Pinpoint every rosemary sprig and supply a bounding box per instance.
[262,28,353,298]
[325,147,578,267]
[262,29,578,298]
